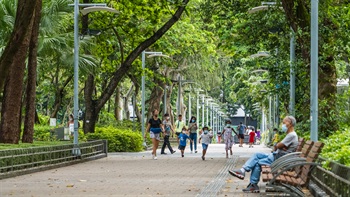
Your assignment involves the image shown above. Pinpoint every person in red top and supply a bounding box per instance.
[248,128,256,148]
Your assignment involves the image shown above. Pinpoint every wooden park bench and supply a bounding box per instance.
[262,141,324,197]
[261,139,313,174]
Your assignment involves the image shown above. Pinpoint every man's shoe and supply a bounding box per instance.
[228,169,245,180]
[242,183,260,193]
[202,156,205,160]
[161,152,167,155]
[171,150,176,154]
[195,150,198,153]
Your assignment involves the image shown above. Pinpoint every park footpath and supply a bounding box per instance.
[0,143,275,197]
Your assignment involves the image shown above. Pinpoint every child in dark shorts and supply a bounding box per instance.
[178,128,192,157]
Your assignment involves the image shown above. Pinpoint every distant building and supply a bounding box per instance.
[230,106,257,129]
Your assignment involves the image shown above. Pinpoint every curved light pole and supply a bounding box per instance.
[72,1,118,156]
[248,3,296,117]
[141,51,170,147]
[250,53,275,129]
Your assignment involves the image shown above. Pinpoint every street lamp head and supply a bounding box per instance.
[147,54,171,59]
[250,51,270,58]
[248,5,283,14]
[80,6,119,15]
[251,69,268,73]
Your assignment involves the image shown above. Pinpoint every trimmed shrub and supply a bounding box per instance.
[86,126,143,152]
[33,125,56,141]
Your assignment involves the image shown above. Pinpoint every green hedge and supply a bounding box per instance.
[321,129,350,166]
[86,126,143,152]
[33,125,56,141]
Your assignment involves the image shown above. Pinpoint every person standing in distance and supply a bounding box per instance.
[145,109,164,160]
[237,122,246,147]
[188,116,198,153]
[174,114,186,145]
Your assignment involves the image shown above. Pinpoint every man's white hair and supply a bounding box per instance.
[285,116,296,126]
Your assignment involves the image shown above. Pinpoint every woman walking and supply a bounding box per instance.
[188,116,198,153]
[145,109,164,160]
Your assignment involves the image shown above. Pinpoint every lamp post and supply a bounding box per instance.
[206,97,212,127]
[141,51,169,146]
[163,85,168,115]
[202,95,206,127]
[72,1,118,156]
[310,0,318,141]
[194,89,204,130]
[188,90,191,121]
[176,77,194,121]
[196,91,200,127]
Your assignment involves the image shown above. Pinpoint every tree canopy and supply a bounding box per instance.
[1,0,350,143]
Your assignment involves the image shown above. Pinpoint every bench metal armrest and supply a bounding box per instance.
[271,152,302,168]
[271,157,307,172]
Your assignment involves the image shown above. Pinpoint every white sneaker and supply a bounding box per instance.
[153,156,157,160]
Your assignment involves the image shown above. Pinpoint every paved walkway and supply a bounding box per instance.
[0,143,272,197]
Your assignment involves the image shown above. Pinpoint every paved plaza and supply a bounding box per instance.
[0,143,272,197]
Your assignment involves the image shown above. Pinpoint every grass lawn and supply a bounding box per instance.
[0,141,72,150]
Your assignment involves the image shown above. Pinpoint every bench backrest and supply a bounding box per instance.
[299,141,324,185]
[291,140,314,175]
[296,138,305,152]
[300,140,314,157]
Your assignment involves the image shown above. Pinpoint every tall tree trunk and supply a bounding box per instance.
[0,21,34,143]
[35,110,40,124]
[0,0,37,93]
[114,87,122,121]
[83,74,97,133]
[128,74,141,121]
[146,80,164,119]
[166,83,175,125]
[50,75,73,118]
[123,85,134,120]
[83,0,190,133]
[23,0,42,143]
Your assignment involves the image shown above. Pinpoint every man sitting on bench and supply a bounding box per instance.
[228,116,299,193]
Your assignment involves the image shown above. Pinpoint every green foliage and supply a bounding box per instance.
[97,116,141,132]
[33,125,57,141]
[37,114,50,125]
[321,129,350,166]
[86,126,143,152]
[33,125,86,142]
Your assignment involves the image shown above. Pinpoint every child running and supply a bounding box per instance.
[198,126,213,160]
[178,127,192,157]
[221,119,237,158]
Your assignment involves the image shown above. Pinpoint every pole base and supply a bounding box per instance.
[72,145,81,157]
